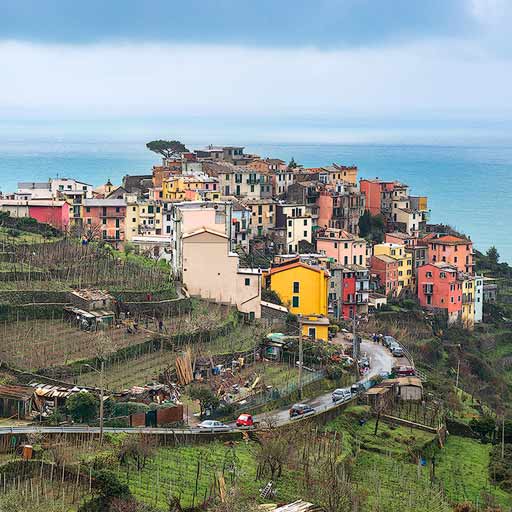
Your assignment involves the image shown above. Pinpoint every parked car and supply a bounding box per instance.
[378,371,390,380]
[391,346,404,357]
[351,383,365,395]
[332,388,352,403]
[289,403,315,418]
[383,335,397,348]
[235,413,258,428]
[359,356,370,368]
[392,365,416,377]
[197,420,231,431]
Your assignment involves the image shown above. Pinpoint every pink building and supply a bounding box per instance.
[316,228,366,266]
[370,254,399,296]
[0,199,70,231]
[428,235,474,274]
[82,199,126,246]
[417,262,462,324]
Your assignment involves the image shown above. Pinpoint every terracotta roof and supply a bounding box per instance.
[267,261,328,277]
[372,254,398,265]
[433,235,471,245]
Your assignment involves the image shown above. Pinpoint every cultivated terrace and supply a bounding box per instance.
[0,141,509,511]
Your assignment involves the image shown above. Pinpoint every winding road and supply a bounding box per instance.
[0,338,398,435]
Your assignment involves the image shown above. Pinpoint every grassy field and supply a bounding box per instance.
[116,441,302,510]
[435,436,512,508]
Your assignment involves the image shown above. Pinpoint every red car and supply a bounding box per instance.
[392,365,416,377]
[236,414,255,427]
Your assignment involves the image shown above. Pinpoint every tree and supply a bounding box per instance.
[288,157,298,169]
[118,434,156,471]
[487,246,500,265]
[358,211,385,242]
[146,140,188,159]
[66,391,99,423]
[189,385,220,419]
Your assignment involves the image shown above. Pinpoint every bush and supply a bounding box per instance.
[111,402,149,418]
[66,391,99,424]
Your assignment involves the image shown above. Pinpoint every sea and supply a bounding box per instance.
[0,137,511,262]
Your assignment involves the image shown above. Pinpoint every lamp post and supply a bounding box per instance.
[84,361,105,446]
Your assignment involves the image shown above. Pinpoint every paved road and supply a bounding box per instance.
[246,338,396,427]
[0,339,399,435]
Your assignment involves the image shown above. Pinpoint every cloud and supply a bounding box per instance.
[1,40,512,124]
[1,0,477,48]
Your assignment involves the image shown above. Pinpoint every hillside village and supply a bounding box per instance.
[0,141,491,332]
[0,140,510,512]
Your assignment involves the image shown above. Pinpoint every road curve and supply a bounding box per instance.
[0,339,398,435]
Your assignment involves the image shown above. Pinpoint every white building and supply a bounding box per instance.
[474,275,483,323]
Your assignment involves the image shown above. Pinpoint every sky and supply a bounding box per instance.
[1,0,512,141]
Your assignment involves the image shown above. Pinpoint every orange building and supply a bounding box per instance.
[417,262,463,325]
[428,235,474,274]
[82,199,126,247]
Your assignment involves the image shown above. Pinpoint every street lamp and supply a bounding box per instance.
[84,361,105,446]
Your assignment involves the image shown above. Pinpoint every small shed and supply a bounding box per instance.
[365,385,395,410]
[389,377,423,401]
[0,385,34,419]
[64,306,115,330]
[69,289,114,312]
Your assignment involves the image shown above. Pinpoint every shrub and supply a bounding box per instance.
[111,402,149,418]
[66,391,99,424]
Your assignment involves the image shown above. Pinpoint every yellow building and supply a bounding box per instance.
[373,242,413,293]
[125,197,163,240]
[266,261,329,340]
[461,275,475,330]
[162,176,220,202]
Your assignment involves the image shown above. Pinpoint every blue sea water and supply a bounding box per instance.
[0,138,510,262]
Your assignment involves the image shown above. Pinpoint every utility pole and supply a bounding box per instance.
[502,413,506,460]
[298,315,303,400]
[352,313,359,381]
[99,359,105,446]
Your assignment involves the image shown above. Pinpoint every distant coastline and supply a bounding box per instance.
[1,137,510,262]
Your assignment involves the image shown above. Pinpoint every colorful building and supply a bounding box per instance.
[0,199,71,231]
[125,196,163,240]
[316,228,367,266]
[265,261,329,340]
[461,275,475,330]
[316,185,365,234]
[162,175,219,202]
[428,235,474,274]
[82,199,126,247]
[329,264,369,319]
[243,199,276,237]
[370,254,399,296]
[417,263,463,326]
[373,242,413,292]
[474,276,483,323]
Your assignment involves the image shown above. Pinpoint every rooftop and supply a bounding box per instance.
[83,198,126,207]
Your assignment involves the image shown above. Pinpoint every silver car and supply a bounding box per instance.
[197,420,231,431]
[332,388,352,403]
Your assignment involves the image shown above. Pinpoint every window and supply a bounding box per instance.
[132,206,136,212]
[303,231,307,237]
[288,232,292,238]
[293,281,300,293]
[334,242,338,249]
[440,272,446,278]
[344,256,348,265]
[344,243,348,249]
[86,207,91,213]
[288,220,292,227]
[115,218,120,228]
[308,327,316,338]
[102,230,107,239]
[292,296,300,308]
[102,218,107,225]
[304,219,307,226]
[115,207,120,213]
[244,278,251,286]
[426,271,433,278]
